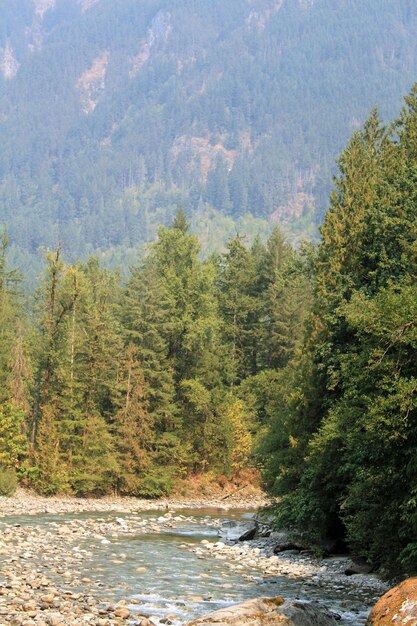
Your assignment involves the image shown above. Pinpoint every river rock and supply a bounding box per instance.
[367,577,417,625]
[40,594,55,605]
[218,521,257,542]
[344,558,373,576]
[114,606,130,618]
[186,596,338,625]
[272,531,305,553]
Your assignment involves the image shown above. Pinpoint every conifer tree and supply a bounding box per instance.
[0,402,27,470]
[0,228,24,404]
[32,252,122,494]
[60,259,122,494]
[113,344,154,495]
[0,230,30,479]
[8,321,31,416]
[124,210,233,476]
[217,235,260,383]
[269,113,388,542]
[34,402,68,495]
[124,260,180,458]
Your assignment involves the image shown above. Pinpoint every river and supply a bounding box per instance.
[0,507,387,625]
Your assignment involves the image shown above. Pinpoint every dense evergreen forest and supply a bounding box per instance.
[0,209,309,498]
[3,85,417,580]
[1,0,417,281]
[259,86,417,578]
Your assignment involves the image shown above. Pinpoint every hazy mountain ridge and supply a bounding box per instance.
[1,0,417,280]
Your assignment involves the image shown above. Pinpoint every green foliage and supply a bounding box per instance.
[113,345,154,495]
[221,395,253,473]
[0,229,24,403]
[70,414,119,496]
[34,403,69,495]
[0,403,27,469]
[259,84,417,576]
[134,466,175,499]
[0,467,18,496]
[1,10,417,577]
[0,209,308,507]
[217,235,260,383]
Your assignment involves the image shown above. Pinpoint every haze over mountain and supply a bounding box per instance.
[1,0,417,278]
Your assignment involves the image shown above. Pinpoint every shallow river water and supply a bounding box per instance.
[0,508,384,625]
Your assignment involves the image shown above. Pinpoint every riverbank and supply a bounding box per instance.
[190,536,389,623]
[0,502,389,625]
[0,486,268,517]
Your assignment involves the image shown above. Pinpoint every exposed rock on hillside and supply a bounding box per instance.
[32,0,56,18]
[77,0,100,11]
[130,10,172,77]
[77,50,109,113]
[0,43,19,80]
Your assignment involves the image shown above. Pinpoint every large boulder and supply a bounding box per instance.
[187,597,338,625]
[344,558,373,576]
[367,578,417,625]
[218,521,258,542]
[271,531,305,553]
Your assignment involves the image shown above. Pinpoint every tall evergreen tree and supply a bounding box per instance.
[0,229,24,404]
[217,235,260,383]
[113,344,154,495]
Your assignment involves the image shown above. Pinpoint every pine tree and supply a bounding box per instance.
[217,235,260,383]
[258,111,390,549]
[32,253,122,494]
[0,402,27,470]
[124,260,180,440]
[32,247,75,434]
[34,402,69,495]
[8,321,31,416]
[0,230,29,475]
[124,210,233,477]
[0,228,24,404]
[113,344,154,495]
[61,259,122,494]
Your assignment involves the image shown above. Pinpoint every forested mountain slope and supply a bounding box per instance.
[1,0,417,278]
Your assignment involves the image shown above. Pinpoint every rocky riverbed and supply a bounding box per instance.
[0,488,268,517]
[0,493,390,626]
[0,512,214,625]
[189,537,388,622]
[0,509,227,626]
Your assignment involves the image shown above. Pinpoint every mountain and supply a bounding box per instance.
[1,0,417,280]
